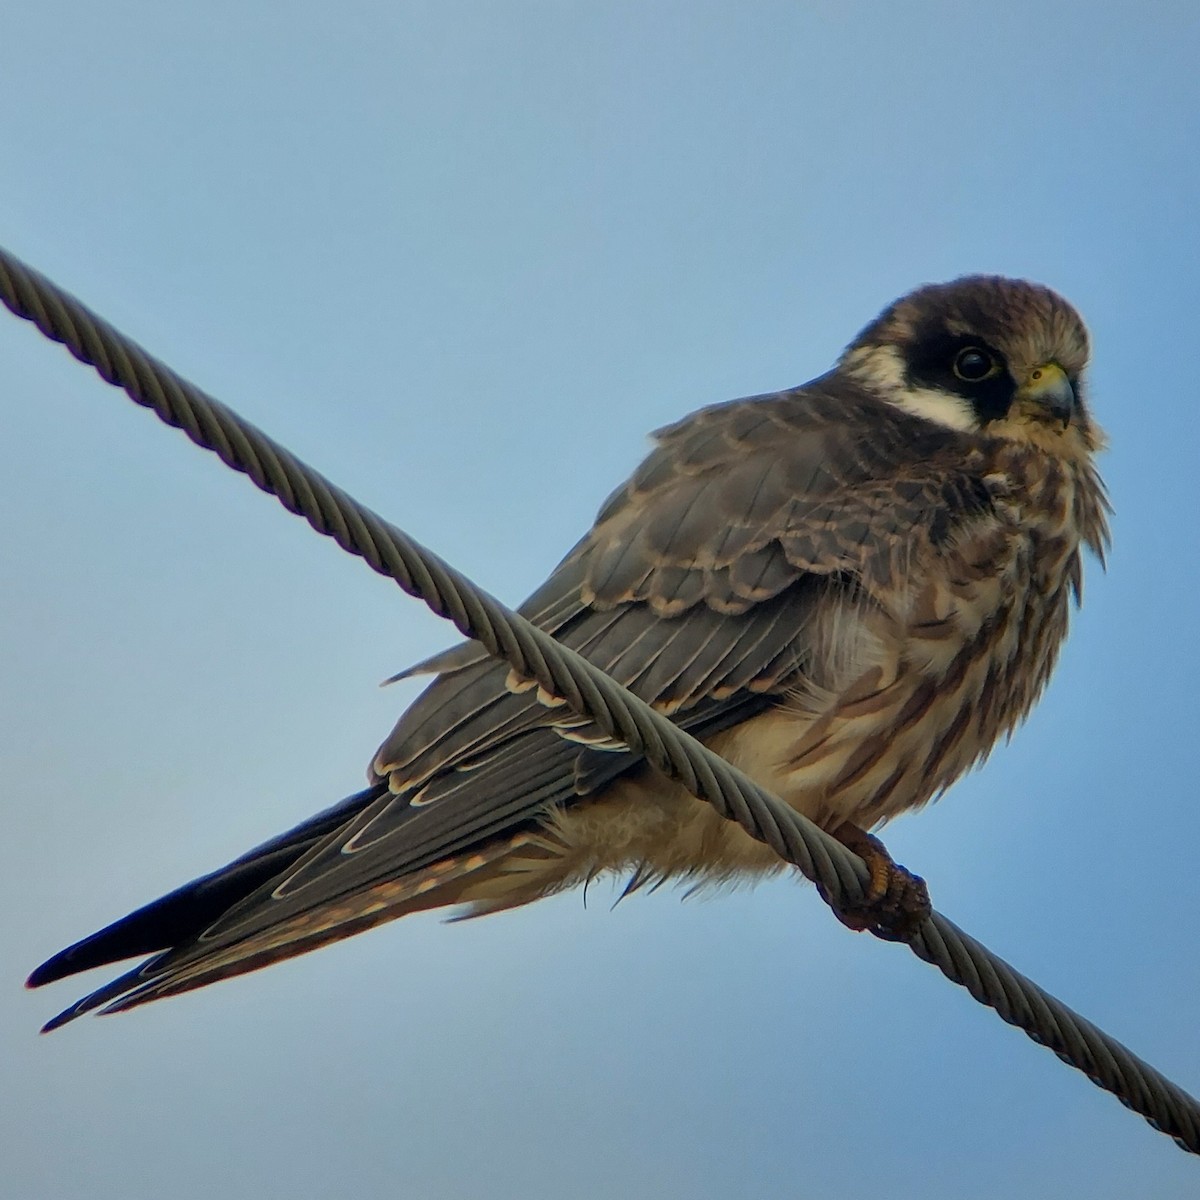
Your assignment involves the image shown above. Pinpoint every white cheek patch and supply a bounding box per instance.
[884,386,978,432]
[842,344,979,433]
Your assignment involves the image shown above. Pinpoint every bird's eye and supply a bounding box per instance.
[952,347,997,382]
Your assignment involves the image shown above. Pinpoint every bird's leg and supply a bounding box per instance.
[818,823,930,942]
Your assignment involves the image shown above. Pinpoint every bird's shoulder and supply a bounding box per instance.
[573,378,998,617]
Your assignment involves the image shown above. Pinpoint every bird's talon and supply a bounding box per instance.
[821,825,931,942]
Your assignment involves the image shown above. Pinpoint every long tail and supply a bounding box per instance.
[27,782,565,1032]
[28,786,386,995]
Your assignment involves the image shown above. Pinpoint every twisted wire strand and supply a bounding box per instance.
[2,244,1196,1153]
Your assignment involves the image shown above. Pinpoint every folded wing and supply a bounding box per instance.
[30,381,993,1027]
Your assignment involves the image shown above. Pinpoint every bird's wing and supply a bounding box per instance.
[32,383,996,1024]
[259,383,993,896]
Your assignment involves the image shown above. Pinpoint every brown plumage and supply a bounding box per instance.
[28,275,1110,1029]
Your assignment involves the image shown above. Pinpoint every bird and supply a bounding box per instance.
[28,275,1110,1031]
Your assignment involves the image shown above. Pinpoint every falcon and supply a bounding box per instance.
[28,275,1110,1030]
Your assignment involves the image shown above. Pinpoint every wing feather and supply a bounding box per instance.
[33,380,1000,1022]
[183,387,980,934]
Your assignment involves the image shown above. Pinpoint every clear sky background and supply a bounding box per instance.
[2,3,1198,1197]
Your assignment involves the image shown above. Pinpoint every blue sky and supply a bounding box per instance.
[2,3,1199,1197]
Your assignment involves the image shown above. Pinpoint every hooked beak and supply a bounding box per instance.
[1015,362,1076,427]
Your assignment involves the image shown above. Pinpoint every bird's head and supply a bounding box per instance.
[839,276,1104,456]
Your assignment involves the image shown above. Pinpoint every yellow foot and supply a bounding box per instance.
[817,824,930,942]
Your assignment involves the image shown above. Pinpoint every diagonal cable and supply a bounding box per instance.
[1,244,1196,1153]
